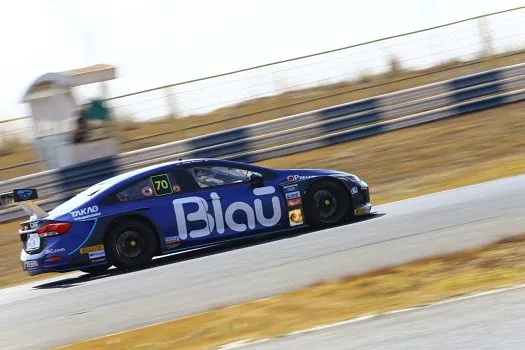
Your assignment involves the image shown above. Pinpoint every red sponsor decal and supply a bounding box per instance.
[287,198,302,207]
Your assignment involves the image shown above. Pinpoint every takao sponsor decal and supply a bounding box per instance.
[70,206,100,220]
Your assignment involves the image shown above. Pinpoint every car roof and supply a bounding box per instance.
[97,157,269,188]
[98,158,208,186]
[46,158,211,218]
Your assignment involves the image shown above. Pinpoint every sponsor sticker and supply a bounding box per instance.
[70,206,100,221]
[165,235,181,244]
[23,260,39,269]
[288,209,304,226]
[287,175,315,182]
[80,244,105,254]
[283,184,299,193]
[287,198,302,207]
[90,257,107,264]
[285,191,301,200]
[172,186,282,239]
[141,186,154,197]
[88,250,106,259]
[44,248,66,254]
[351,186,358,194]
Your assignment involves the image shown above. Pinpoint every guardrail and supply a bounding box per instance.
[1,62,524,222]
[2,7,523,149]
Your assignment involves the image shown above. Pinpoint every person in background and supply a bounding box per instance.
[72,109,89,144]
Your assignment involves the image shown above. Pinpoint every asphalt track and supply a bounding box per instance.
[244,286,525,349]
[2,174,525,349]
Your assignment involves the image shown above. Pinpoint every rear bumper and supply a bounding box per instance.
[20,242,108,276]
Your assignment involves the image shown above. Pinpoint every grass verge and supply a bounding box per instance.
[1,101,524,289]
[58,233,525,350]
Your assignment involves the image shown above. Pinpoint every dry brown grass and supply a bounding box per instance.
[2,51,524,179]
[59,233,525,350]
[0,138,20,156]
[1,101,524,289]
[258,101,525,204]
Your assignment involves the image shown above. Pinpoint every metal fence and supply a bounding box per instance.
[1,62,524,222]
[1,6,524,172]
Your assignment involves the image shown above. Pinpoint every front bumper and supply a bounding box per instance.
[354,203,372,216]
[348,180,371,216]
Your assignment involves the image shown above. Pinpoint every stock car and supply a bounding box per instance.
[2,158,372,276]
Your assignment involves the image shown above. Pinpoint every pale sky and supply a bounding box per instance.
[0,0,523,119]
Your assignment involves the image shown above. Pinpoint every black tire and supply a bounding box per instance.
[105,219,158,270]
[80,264,111,276]
[303,180,352,228]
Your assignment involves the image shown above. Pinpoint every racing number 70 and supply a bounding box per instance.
[150,174,173,196]
[154,179,169,191]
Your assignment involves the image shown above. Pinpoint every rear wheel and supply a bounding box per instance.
[303,181,352,228]
[106,219,158,270]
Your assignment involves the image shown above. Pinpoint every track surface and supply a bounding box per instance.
[2,174,525,349]
[245,286,525,349]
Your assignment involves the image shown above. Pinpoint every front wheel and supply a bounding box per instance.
[105,219,158,270]
[303,181,352,228]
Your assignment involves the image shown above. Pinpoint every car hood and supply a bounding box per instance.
[280,168,360,182]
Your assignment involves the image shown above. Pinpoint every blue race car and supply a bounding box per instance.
[2,158,372,276]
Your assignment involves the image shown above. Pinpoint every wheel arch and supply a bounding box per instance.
[303,176,353,198]
[301,176,354,225]
[103,213,163,255]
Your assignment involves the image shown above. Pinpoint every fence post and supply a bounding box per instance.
[477,15,494,61]
[164,85,188,140]
[165,86,179,121]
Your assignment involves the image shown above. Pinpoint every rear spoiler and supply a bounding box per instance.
[0,189,48,219]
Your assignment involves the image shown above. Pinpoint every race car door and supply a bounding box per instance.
[111,169,210,247]
[185,164,286,239]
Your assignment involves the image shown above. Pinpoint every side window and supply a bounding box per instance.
[116,172,182,202]
[189,166,253,188]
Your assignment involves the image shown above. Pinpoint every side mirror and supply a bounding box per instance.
[249,172,264,187]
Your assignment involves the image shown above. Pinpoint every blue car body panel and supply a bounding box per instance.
[15,158,372,275]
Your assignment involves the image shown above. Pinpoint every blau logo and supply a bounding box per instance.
[173,186,282,239]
